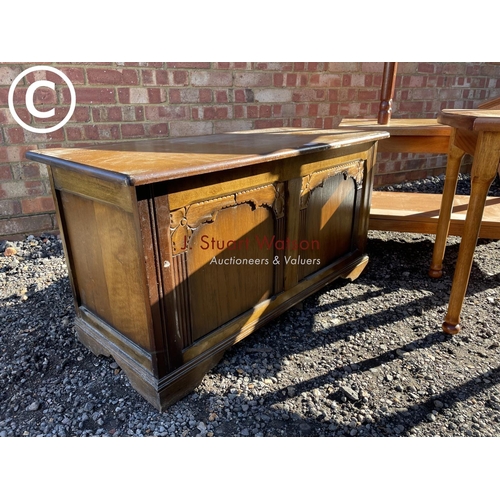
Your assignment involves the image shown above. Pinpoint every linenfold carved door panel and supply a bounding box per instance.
[298,160,364,281]
[169,182,285,344]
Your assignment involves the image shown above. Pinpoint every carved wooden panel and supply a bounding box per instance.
[298,161,363,281]
[169,183,284,343]
[300,160,364,209]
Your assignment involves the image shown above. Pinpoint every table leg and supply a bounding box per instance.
[442,131,500,334]
[429,129,465,278]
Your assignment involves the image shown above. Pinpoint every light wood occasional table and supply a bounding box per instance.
[369,191,500,238]
[428,110,500,334]
[338,118,451,154]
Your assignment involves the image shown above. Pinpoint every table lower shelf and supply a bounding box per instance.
[369,191,500,239]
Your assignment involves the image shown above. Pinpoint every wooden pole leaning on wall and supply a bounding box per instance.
[377,62,398,125]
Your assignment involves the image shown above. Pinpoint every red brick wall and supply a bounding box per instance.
[1,62,500,239]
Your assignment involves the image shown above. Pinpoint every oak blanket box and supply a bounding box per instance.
[27,127,388,410]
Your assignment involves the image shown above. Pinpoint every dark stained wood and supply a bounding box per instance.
[27,127,387,411]
[185,202,276,341]
[26,128,387,185]
[298,161,361,280]
[59,190,153,350]
[378,62,398,125]
[136,186,170,377]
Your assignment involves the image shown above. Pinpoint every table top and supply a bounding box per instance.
[26,127,389,186]
[339,118,451,136]
[438,109,500,132]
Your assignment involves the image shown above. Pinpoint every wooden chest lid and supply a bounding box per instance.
[26,127,389,186]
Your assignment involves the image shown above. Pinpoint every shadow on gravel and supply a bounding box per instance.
[0,275,147,435]
[224,334,499,437]
[190,234,500,436]
[2,233,500,436]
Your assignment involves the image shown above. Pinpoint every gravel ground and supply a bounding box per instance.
[1,174,500,437]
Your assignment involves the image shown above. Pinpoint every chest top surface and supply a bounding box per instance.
[26,127,389,186]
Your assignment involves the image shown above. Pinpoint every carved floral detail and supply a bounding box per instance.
[170,183,283,254]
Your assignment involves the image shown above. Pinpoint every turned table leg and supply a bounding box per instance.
[429,129,465,279]
[442,131,500,334]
